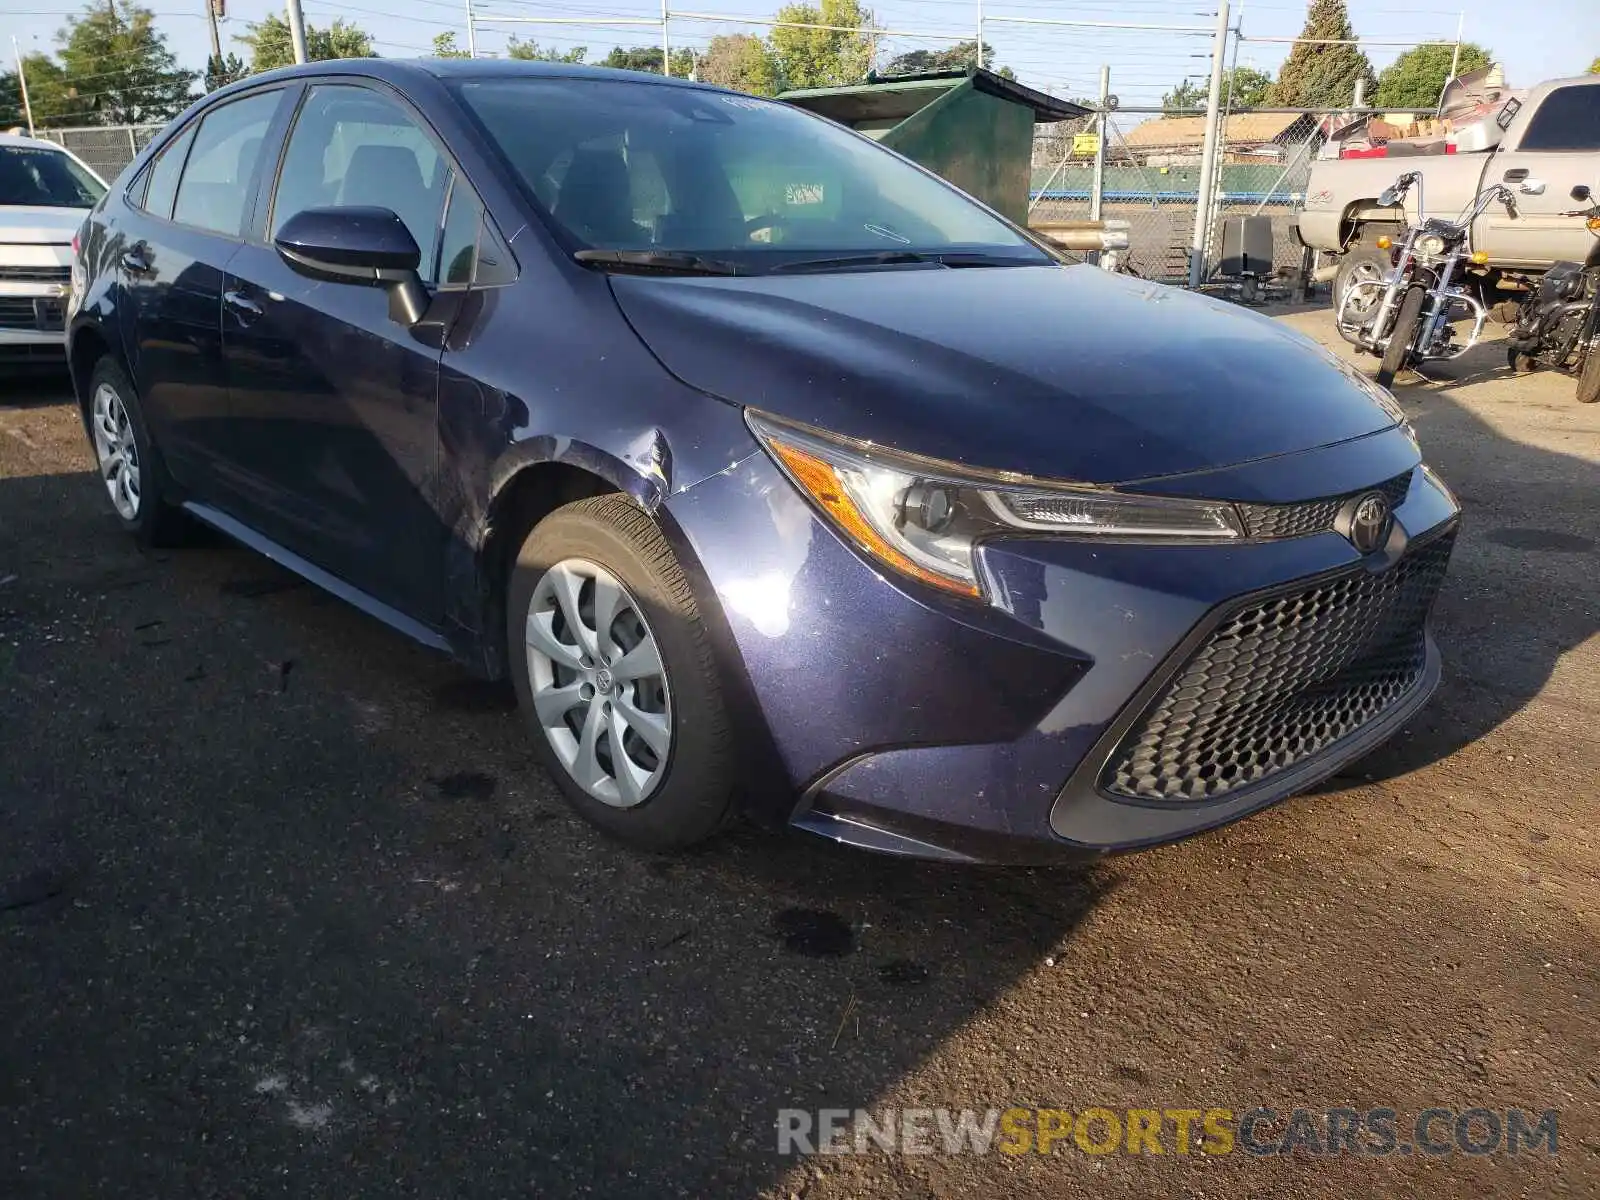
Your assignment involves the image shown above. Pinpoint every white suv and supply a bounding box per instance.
[0,132,107,365]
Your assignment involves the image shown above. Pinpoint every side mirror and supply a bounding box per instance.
[274,206,430,326]
[1519,179,1547,195]
[1378,187,1399,207]
[1573,185,1594,202]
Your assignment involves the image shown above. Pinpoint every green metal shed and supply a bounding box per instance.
[779,69,1089,225]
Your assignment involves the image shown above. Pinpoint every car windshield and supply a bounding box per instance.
[0,144,106,208]
[454,77,1048,270]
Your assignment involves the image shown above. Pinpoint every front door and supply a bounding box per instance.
[218,82,451,623]
[1481,81,1600,268]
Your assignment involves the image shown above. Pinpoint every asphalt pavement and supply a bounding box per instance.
[1,306,1596,1199]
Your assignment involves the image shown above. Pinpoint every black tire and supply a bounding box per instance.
[1508,347,1537,375]
[1578,340,1600,404]
[506,494,736,851]
[1334,226,1398,316]
[1377,284,1427,389]
[84,356,189,547]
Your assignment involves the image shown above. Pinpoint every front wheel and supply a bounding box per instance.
[1578,338,1600,404]
[507,494,737,851]
[1377,285,1428,389]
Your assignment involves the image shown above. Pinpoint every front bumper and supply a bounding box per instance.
[666,428,1460,864]
[0,282,70,359]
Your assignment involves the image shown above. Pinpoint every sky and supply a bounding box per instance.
[7,0,1597,115]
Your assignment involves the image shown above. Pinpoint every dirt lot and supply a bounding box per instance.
[1,307,1596,1199]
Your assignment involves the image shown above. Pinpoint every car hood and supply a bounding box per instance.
[0,205,86,245]
[610,264,1398,486]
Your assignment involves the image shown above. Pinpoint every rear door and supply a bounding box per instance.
[218,81,452,623]
[1481,81,1600,267]
[116,87,285,485]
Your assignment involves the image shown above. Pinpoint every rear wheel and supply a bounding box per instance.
[1377,285,1428,389]
[85,357,188,546]
[507,494,737,851]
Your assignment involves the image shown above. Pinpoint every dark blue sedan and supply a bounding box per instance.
[66,59,1460,863]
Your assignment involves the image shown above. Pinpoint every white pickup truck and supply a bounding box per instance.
[1298,74,1600,306]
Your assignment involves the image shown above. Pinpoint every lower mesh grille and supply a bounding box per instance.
[1102,531,1455,802]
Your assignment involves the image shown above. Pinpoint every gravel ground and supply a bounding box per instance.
[1,306,1596,1199]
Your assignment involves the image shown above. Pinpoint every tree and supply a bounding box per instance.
[236,15,375,74]
[205,52,248,93]
[48,1,196,125]
[432,32,471,59]
[696,34,780,95]
[0,69,23,129]
[1373,42,1491,109]
[1268,0,1375,108]
[598,45,693,74]
[509,37,588,64]
[1162,77,1206,113]
[882,40,1007,77]
[1588,56,1599,74]
[768,0,876,90]
[1225,66,1272,108]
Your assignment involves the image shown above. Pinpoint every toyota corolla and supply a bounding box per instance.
[67,60,1460,863]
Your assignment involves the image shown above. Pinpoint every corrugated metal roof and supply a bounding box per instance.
[1122,112,1307,149]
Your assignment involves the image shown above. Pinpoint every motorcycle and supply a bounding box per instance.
[1336,171,1519,389]
[1506,184,1600,405]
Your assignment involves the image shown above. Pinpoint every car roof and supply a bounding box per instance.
[0,132,76,150]
[232,56,735,95]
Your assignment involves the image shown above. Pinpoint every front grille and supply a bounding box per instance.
[1102,530,1455,802]
[0,296,61,331]
[0,264,70,283]
[1236,471,1413,541]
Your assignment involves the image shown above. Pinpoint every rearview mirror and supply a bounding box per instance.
[274,206,429,326]
[1574,185,1594,202]
[1519,179,1547,196]
[1378,188,1399,207]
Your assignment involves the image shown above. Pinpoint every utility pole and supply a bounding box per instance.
[975,0,983,70]
[1089,65,1109,224]
[12,37,35,136]
[660,0,670,76]
[285,0,309,64]
[205,0,223,74]
[464,0,477,57]
[1188,0,1231,288]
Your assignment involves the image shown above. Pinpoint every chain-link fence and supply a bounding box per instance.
[33,124,164,183]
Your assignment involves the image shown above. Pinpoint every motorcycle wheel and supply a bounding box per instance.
[1578,343,1600,404]
[1377,285,1427,389]
[1508,347,1537,374]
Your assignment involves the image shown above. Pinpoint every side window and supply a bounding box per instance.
[138,124,195,218]
[172,90,280,235]
[272,84,446,283]
[1519,86,1600,153]
[437,172,482,286]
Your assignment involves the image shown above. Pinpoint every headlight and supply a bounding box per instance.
[747,412,1243,599]
[1416,233,1447,257]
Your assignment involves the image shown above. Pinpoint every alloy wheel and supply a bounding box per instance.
[524,558,673,809]
[1340,261,1386,321]
[90,381,141,521]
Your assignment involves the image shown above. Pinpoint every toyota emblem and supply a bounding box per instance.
[1338,492,1393,555]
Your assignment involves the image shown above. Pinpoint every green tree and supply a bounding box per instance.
[696,34,780,94]
[1225,66,1273,108]
[1162,77,1206,113]
[1268,0,1375,107]
[1373,42,1491,109]
[432,32,471,59]
[205,52,248,92]
[12,55,74,126]
[883,40,1008,77]
[769,0,876,90]
[48,1,196,124]
[598,45,693,74]
[236,15,375,74]
[1588,56,1599,74]
[0,69,23,129]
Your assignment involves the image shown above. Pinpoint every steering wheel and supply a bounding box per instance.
[744,212,793,243]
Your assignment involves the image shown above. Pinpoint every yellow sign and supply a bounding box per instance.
[1072,133,1100,157]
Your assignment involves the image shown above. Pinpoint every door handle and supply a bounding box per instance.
[1502,168,1529,182]
[120,246,151,274]
[223,289,263,321]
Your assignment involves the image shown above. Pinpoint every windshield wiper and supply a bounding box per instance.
[573,249,745,276]
[767,251,1034,274]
